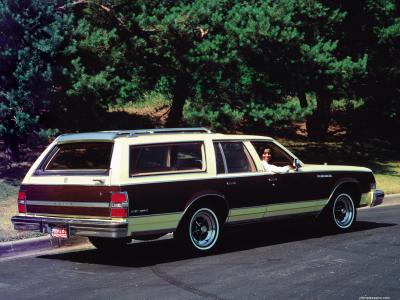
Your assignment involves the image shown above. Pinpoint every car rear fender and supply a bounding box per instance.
[178,192,229,228]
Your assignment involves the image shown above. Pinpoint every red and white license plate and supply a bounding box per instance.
[51,226,69,238]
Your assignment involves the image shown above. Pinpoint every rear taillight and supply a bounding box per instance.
[18,191,27,213]
[111,192,128,218]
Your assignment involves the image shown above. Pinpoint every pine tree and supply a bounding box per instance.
[0,0,72,161]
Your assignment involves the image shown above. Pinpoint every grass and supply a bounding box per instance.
[109,92,171,117]
[375,173,400,195]
[0,180,44,242]
[0,142,46,242]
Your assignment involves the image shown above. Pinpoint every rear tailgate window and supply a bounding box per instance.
[37,142,113,175]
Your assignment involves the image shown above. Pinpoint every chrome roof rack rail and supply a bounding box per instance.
[114,127,213,137]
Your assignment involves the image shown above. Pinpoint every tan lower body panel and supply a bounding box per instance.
[227,199,328,223]
[128,199,329,233]
[227,206,265,222]
[266,199,328,217]
[128,212,182,234]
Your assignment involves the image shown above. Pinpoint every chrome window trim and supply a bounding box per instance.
[217,142,228,174]
[129,169,208,178]
[117,172,273,186]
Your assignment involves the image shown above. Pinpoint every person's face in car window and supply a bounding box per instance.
[261,148,272,163]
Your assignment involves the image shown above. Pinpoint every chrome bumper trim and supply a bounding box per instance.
[11,215,128,238]
[371,189,385,207]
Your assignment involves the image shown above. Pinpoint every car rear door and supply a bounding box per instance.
[214,141,274,223]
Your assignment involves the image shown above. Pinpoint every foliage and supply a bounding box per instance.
[0,0,72,160]
[246,97,313,127]
[184,101,245,131]
[1,0,400,156]
[52,0,399,138]
[36,127,60,142]
[328,1,400,139]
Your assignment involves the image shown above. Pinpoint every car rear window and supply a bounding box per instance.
[129,142,204,176]
[44,142,113,171]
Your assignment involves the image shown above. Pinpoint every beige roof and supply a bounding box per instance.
[55,128,274,144]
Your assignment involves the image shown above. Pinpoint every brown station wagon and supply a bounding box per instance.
[12,128,384,252]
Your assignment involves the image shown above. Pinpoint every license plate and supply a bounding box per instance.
[51,226,69,238]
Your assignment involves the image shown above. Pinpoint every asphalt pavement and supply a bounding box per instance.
[0,203,399,300]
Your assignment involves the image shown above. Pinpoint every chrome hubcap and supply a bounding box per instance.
[333,194,355,228]
[189,208,219,250]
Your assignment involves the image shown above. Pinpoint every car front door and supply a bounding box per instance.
[250,141,329,217]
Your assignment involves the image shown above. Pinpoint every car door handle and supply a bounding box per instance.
[268,178,278,182]
[93,179,105,185]
[226,181,237,186]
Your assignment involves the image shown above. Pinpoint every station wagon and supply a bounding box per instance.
[12,128,384,252]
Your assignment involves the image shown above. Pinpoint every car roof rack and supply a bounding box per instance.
[114,127,213,137]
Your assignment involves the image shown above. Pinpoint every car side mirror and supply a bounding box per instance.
[293,158,302,171]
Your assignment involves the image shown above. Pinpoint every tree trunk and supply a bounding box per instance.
[4,133,20,163]
[306,91,332,140]
[166,75,190,127]
[298,92,308,108]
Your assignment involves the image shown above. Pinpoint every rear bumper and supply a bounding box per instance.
[11,215,128,238]
[371,189,385,207]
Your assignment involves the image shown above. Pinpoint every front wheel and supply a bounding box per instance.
[320,192,357,230]
[332,193,356,229]
[176,207,220,253]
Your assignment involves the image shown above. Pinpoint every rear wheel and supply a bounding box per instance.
[89,237,131,251]
[176,207,221,253]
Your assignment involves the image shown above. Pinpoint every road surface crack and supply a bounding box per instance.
[150,265,226,300]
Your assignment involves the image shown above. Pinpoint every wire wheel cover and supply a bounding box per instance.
[189,208,219,250]
[333,194,355,228]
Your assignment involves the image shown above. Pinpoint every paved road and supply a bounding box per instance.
[0,205,399,300]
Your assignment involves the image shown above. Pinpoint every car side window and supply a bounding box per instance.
[216,142,256,173]
[251,141,292,166]
[129,142,204,176]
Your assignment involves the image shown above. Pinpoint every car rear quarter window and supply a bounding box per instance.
[44,142,113,171]
[129,142,204,176]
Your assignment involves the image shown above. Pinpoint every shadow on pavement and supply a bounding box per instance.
[38,219,396,268]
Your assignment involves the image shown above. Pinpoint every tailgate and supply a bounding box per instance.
[21,184,119,218]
